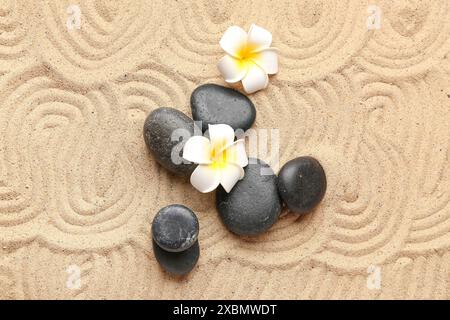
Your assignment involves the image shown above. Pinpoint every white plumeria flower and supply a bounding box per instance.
[183,124,248,193]
[218,24,278,94]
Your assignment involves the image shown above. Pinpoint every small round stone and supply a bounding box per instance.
[153,239,199,276]
[143,107,197,176]
[190,83,256,132]
[216,158,282,236]
[152,204,199,253]
[277,156,327,214]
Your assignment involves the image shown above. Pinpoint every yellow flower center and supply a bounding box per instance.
[210,139,237,170]
[235,43,260,71]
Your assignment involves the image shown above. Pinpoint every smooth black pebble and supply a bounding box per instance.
[153,239,199,276]
[277,156,326,214]
[143,107,197,176]
[190,83,256,132]
[216,158,282,236]
[152,204,199,252]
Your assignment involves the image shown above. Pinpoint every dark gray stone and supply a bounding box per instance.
[277,156,326,214]
[153,239,199,276]
[143,107,197,176]
[190,83,256,132]
[152,204,199,253]
[216,158,281,236]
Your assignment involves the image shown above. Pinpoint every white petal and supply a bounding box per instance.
[218,55,247,83]
[247,24,272,51]
[241,63,269,94]
[223,140,248,168]
[219,26,248,58]
[220,163,244,193]
[183,136,212,164]
[190,164,221,193]
[208,124,235,148]
[253,49,278,75]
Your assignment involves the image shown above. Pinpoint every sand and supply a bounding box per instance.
[0,0,449,300]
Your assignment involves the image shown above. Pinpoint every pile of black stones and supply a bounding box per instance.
[144,84,326,276]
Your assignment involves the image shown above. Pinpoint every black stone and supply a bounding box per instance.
[216,158,282,236]
[143,107,197,176]
[152,204,199,253]
[190,84,256,132]
[277,156,326,214]
[153,239,199,276]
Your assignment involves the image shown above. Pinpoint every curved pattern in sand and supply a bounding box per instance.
[37,0,171,86]
[2,242,448,299]
[0,263,16,299]
[0,65,48,228]
[356,0,450,78]
[401,72,450,253]
[0,0,33,71]
[274,0,369,83]
[0,65,151,249]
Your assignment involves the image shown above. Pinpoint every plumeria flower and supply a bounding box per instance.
[218,24,278,94]
[183,124,248,193]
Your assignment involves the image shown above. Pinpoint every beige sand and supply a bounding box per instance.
[0,0,449,299]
